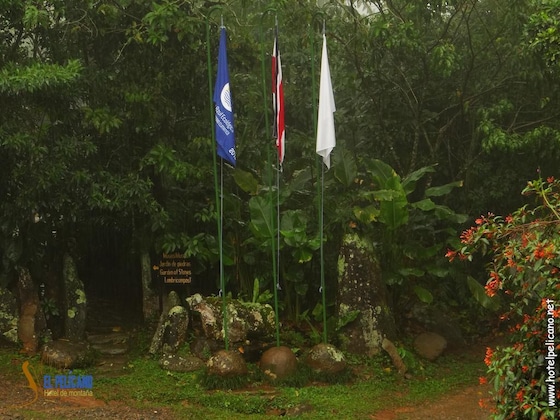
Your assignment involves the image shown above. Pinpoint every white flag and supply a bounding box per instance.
[316,33,336,169]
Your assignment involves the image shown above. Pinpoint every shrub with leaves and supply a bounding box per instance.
[447,175,560,419]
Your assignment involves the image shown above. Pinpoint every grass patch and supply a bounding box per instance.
[0,343,487,419]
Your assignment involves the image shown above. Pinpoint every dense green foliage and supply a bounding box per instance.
[1,0,560,327]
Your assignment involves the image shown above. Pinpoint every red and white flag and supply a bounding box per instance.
[272,27,285,165]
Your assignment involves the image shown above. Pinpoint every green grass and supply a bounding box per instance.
[0,344,486,419]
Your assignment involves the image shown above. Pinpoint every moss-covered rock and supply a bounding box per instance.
[337,233,397,356]
[187,294,276,344]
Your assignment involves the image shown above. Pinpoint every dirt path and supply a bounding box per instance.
[371,383,493,419]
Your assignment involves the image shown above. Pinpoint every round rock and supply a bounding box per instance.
[259,346,297,380]
[305,343,346,374]
[414,331,447,361]
[207,349,248,377]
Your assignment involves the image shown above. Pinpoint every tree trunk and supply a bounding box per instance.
[17,266,47,353]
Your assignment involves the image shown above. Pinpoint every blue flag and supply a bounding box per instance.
[213,28,236,166]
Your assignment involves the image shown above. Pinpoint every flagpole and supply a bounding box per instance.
[259,8,280,347]
[273,16,282,348]
[319,21,328,345]
[206,11,229,350]
[220,158,229,349]
[314,18,335,345]
[309,13,320,331]
[310,15,325,343]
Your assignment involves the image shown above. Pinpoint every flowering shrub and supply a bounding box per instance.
[447,176,560,419]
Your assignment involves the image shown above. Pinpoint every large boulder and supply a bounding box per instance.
[187,294,276,344]
[41,339,95,369]
[0,287,18,344]
[337,233,397,356]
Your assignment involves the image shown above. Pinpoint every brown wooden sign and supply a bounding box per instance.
[152,253,192,284]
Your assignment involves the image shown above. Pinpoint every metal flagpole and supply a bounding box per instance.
[320,155,327,344]
[310,13,328,344]
[319,20,328,345]
[259,8,280,346]
[205,10,229,350]
[220,158,228,349]
[273,17,282,348]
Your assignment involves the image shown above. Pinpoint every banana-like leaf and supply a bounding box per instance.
[425,180,464,197]
[333,148,357,187]
[368,159,399,187]
[248,196,275,240]
[367,160,409,230]
[233,169,259,195]
[353,205,379,223]
[402,165,436,194]
[411,198,436,211]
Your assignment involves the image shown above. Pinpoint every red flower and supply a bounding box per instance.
[445,249,457,262]
[485,272,501,297]
[484,347,494,366]
[547,176,555,183]
[515,390,524,402]
[479,376,488,385]
[521,365,529,373]
[460,227,475,244]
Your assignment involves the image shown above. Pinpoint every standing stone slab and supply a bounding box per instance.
[149,302,190,355]
[63,254,87,341]
[337,233,397,356]
[163,305,189,354]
